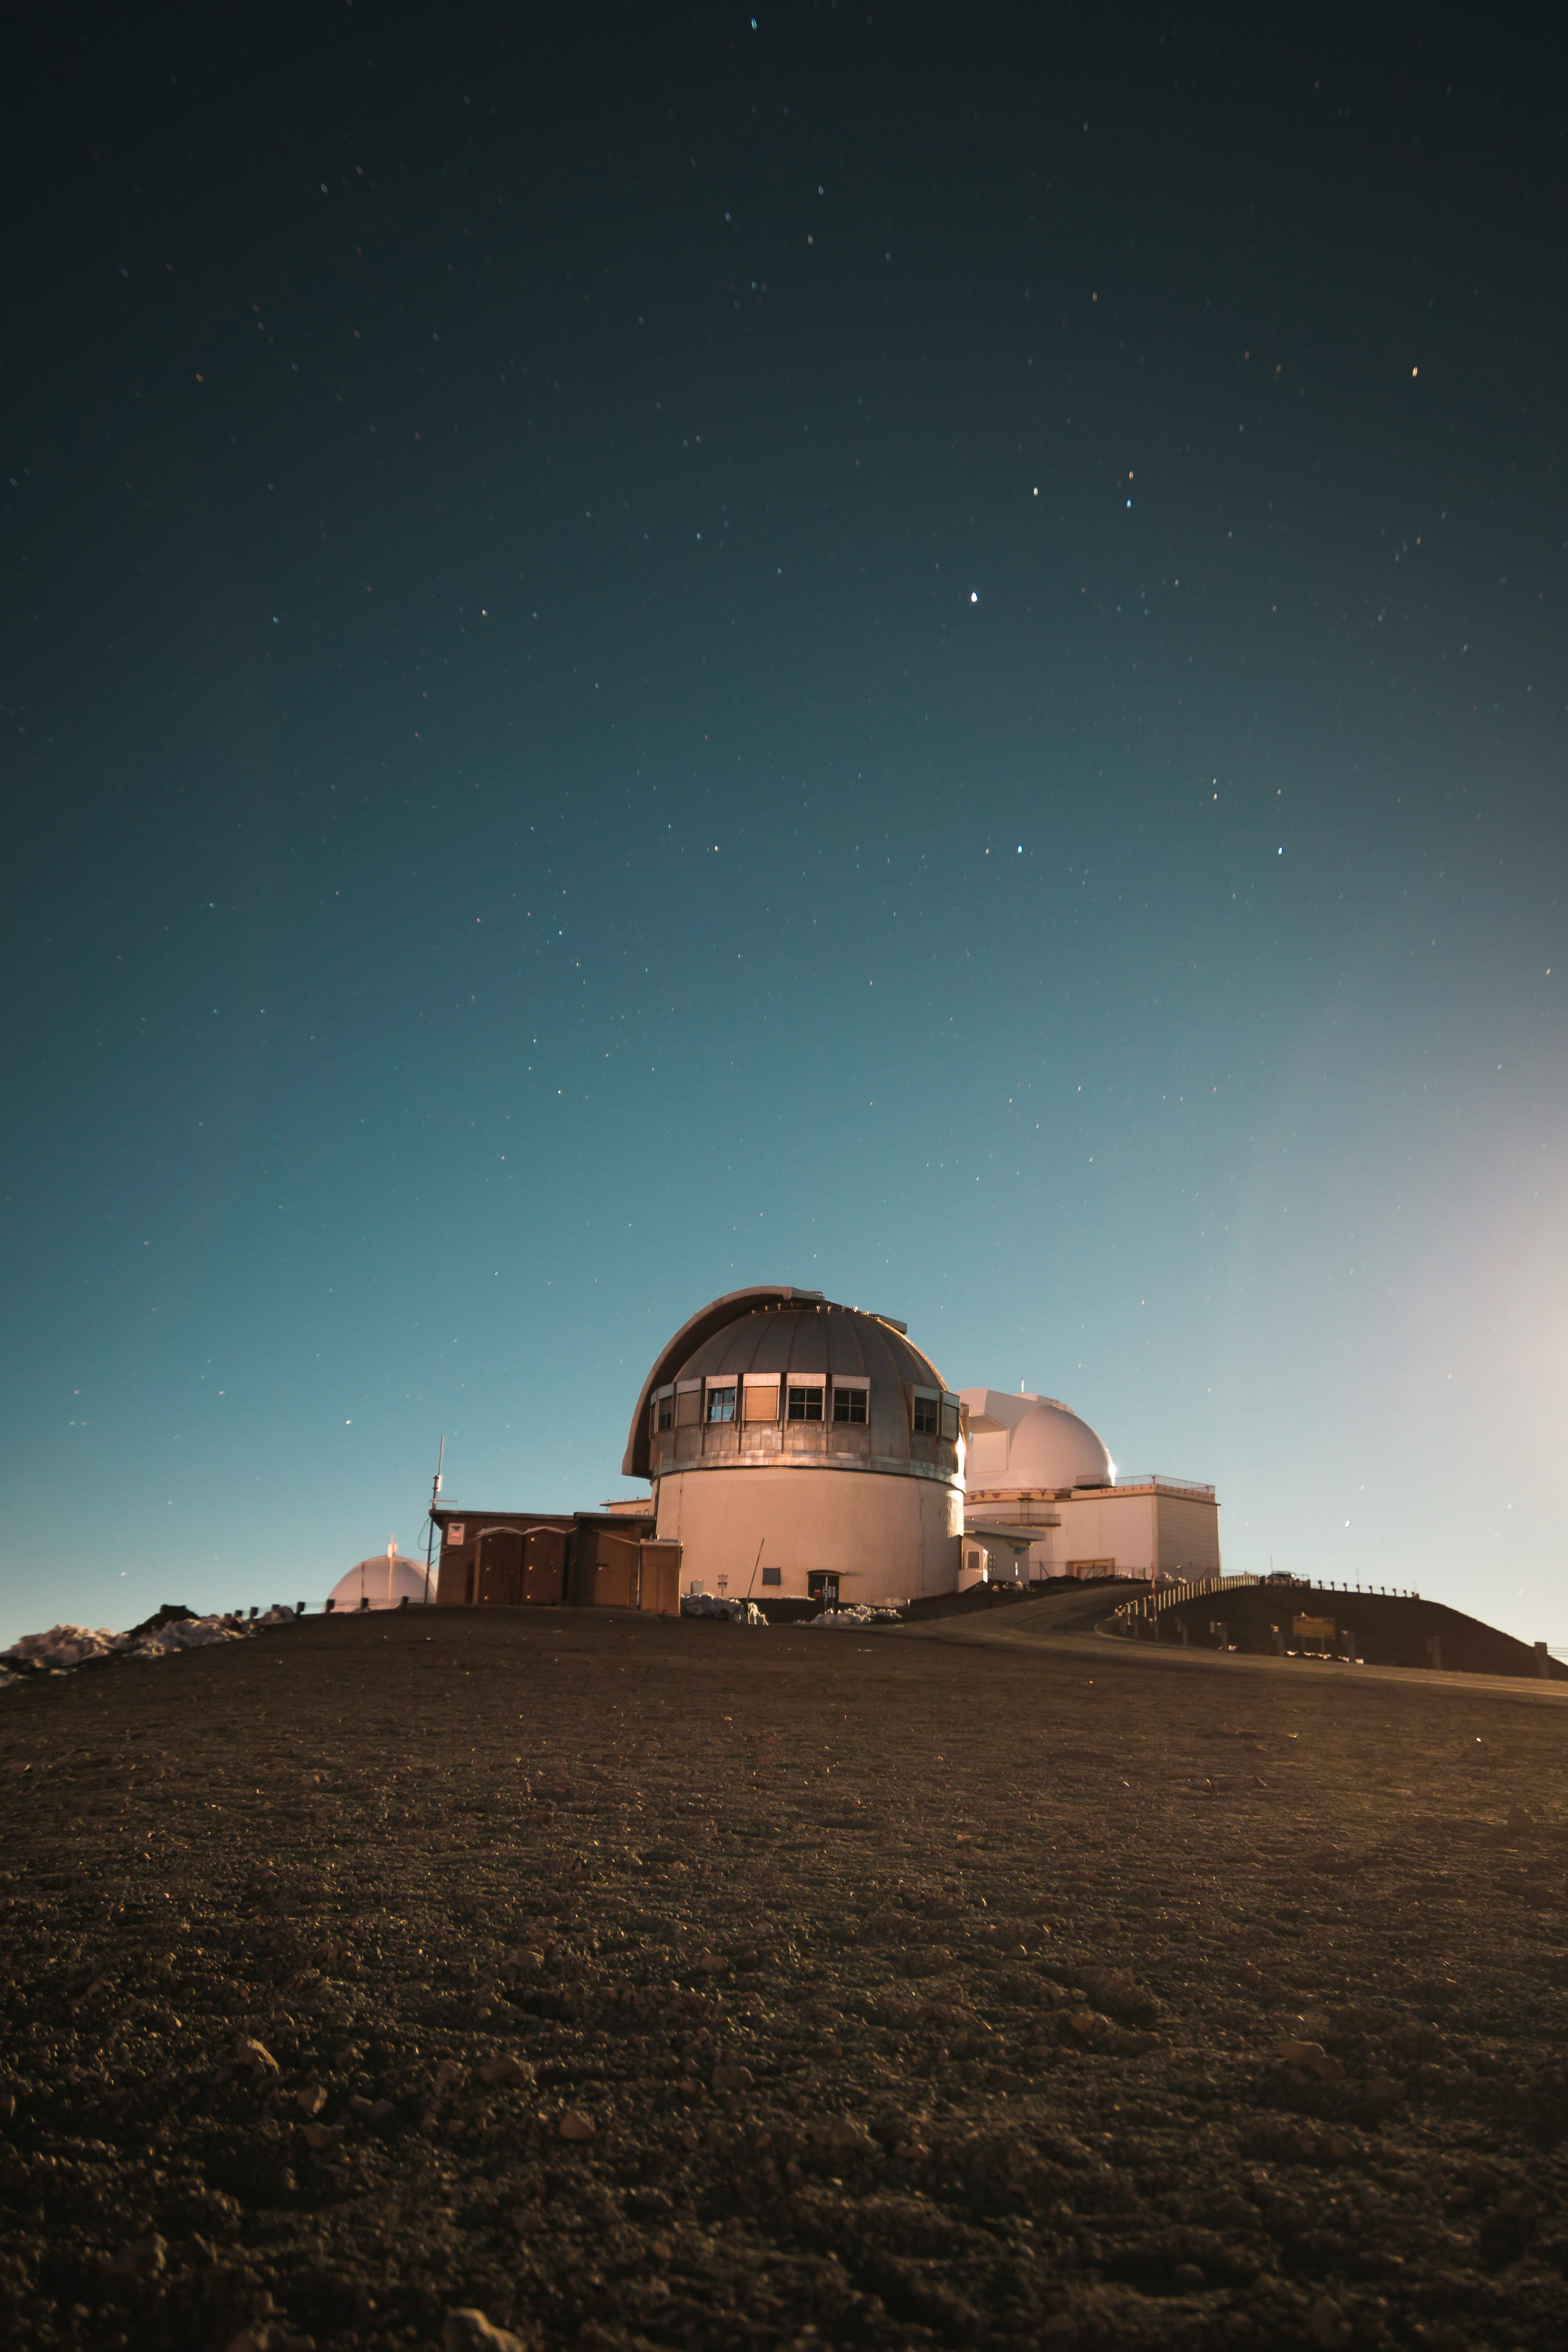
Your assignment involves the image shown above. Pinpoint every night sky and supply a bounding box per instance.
[3,4,1564,1650]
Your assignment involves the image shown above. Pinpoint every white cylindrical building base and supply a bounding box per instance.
[655,1465,961,1608]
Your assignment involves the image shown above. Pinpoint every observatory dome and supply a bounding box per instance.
[623,1286,963,1608]
[328,1552,432,1611]
[959,1389,1114,1493]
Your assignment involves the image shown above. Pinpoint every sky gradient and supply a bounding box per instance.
[3,3,1564,1649]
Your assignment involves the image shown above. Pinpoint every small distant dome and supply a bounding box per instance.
[328,1553,431,1611]
[959,1388,1113,1491]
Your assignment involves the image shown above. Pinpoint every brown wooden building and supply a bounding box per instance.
[430,1506,681,1616]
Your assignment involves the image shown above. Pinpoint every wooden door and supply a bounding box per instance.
[593,1533,639,1609]
[522,1528,565,1605]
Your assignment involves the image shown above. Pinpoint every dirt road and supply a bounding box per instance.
[3,1605,1565,2350]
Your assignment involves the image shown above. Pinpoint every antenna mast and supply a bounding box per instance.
[424,1436,445,1605]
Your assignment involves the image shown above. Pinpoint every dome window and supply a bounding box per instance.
[744,1376,779,1421]
[651,1386,675,1434]
[787,1381,824,1423]
[832,1378,868,1425]
[675,1381,702,1426]
[706,1382,738,1424]
[912,1389,940,1435]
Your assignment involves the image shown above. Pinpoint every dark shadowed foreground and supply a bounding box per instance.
[4,1608,1567,2352]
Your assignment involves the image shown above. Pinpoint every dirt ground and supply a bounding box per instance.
[4,1600,1567,2352]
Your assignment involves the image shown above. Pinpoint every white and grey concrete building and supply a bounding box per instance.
[961,1387,1220,1584]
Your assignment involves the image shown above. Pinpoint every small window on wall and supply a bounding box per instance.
[832,1386,867,1424]
[707,1384,737,1424]
[675,1389,702,1426]
[744,1382,778,1422]
[761,1566,782,1588]
[787,1385,823,1422]
[912,1394,939,1434]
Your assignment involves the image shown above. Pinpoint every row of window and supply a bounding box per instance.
[774,1383,868,1425]
[654,1382,869,1431]
[652,1381,957,1436]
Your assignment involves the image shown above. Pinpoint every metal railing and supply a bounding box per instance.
[1112,1474,1217,1499]
[1282,1578,1421,1600]
[1109,1571,1424,1633]
[1110,1572,1263,1628]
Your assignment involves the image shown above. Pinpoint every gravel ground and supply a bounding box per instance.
[3,1602,1567,2352]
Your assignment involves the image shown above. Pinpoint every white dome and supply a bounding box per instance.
[328,1553,432,1611]
[959,1388,1113,1491]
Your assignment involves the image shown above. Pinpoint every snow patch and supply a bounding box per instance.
[802,1604,904,1627]
[2,1624,127,1670]
[680,1596,768,1624]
